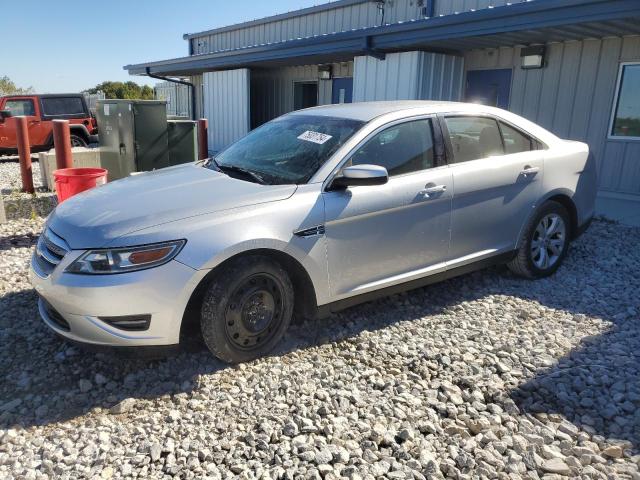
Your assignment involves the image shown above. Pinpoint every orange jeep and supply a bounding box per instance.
[0,94,98,155]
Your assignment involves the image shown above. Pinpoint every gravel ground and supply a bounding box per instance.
[0,157,43,193]
[0,217,638,479]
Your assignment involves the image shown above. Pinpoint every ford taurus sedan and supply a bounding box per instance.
[31,101,596,363]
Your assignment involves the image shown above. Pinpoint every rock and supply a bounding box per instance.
[100,466,114,479]
[602,445,624,459]
[78,379,92,393]
[109,398,136,414]
[540,458,572,476]
[315,448,333,465]
[465,417,491,435]
[282,421,299,437]
[149,443,162,462]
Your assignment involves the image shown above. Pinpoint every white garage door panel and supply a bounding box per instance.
[203,69,250,153]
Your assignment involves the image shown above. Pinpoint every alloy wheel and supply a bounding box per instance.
[531,213,566,270]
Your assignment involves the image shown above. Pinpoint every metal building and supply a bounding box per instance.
[124,0,640,224]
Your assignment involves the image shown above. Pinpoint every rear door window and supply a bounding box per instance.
[41,97,85,116]
[499,121,533,154]
[444,116,504,163]
[4,99,35,116]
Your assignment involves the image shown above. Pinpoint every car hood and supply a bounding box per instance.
[48,163,297,249]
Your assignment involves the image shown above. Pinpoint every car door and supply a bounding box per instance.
[0,98,42,148]
[322,116,453,299]
[441,114,544,264]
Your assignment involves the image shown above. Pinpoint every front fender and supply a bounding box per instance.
[108,186,332,305]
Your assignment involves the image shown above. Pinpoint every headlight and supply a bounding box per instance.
[65,240,185,274]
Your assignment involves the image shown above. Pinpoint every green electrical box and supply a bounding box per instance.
[167,120,198,166]
[96,100,169,181]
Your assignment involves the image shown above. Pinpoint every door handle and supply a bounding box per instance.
[419,184,447,197]
[521,166,539,176]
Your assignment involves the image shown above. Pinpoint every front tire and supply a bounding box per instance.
[200,256,294,363]
[508,201,570,279]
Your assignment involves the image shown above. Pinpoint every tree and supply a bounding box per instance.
[84,81,155,100]
[0,76,34,96]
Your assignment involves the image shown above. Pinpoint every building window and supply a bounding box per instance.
[610,63,640,139]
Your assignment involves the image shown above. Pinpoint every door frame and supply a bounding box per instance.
[322,113,448,191]
[464,68,514,110]
[331,76,354,104]
[293,80,319,110]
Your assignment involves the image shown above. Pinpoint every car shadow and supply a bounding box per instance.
[0,231,39,253]
[0,221,638,454]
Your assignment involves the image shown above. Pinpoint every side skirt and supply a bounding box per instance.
[316,250,517,318]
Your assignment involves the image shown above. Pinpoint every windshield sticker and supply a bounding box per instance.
[298,130,333,145]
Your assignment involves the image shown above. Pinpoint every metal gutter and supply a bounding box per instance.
[124,0,640,76]
[145,68,196,120]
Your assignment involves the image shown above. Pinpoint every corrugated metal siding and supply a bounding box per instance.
[189,0,438,55]
[353,51,464,102]
[203,69,250,152]
[435,0,528,16]
[418,53,465,101]
[464,35,640,196]
[250,62,353,128]
[154,81,191,117]
[189,0,535,55]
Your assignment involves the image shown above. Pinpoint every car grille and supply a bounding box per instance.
[34,228,70,277]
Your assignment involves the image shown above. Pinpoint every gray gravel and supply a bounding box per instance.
[0,217,639,479]
[0,157,42,193]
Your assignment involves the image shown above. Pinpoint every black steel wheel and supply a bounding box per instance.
[70,134,88,147]
[224,273,286,350]
[200,256,294,363]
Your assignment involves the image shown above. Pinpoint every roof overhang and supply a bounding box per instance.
[124,0,640,77]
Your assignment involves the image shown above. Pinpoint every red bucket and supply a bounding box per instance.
[53,167,108,203]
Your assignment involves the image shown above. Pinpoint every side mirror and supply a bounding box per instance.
[0,110,11,122]
[329,164,389,190]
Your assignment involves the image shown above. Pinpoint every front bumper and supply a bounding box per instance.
[30,250,207,348]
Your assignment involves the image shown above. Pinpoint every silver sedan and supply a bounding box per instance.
[30,101,596,362]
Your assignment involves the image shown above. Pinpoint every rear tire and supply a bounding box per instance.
[200,256,294,363]
[508,201,571,279]
[70,134,88,148]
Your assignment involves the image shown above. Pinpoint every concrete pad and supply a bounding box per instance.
[596,195,640,226]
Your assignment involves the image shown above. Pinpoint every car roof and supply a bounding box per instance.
[289,100,478,122]
[1,93,83,99]
[288,100,560,145]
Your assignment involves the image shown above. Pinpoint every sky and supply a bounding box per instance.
[2,0,323,93]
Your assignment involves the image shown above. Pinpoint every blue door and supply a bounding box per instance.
[465,69,512,109]
[332,77,353,104]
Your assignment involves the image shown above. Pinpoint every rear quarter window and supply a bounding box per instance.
[41,97,85,116]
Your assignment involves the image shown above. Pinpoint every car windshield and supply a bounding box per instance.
[208,114,364,185]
